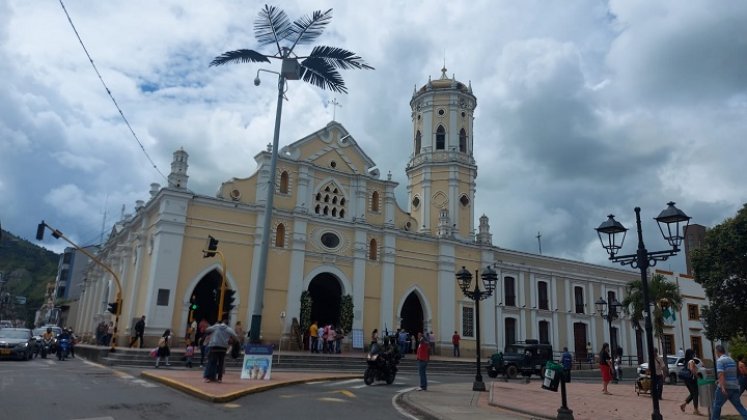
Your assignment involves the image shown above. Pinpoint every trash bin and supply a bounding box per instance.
[698,378,716,410]
[542,361,563,392]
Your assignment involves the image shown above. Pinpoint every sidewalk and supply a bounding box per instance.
[141,365,746,419]
[400,379,746,419]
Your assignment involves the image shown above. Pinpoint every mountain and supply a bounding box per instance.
[0,228,60,326]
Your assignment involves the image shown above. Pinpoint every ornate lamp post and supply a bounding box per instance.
[456,265,497,391]
[595,296,621,383]
[596,202,690,420]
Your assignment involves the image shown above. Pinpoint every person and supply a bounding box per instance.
[316,327,324,353]
[452,331,461,358]
[679,348,701,416]
[131,315,145,348]
[155,329,171,368]
[326,324,337,354]
[234,321,244,346]
[398,329,409,357]
[309,321,319,353]
[737,354,747,396]
[96,321,106,346]
[416,332,429,391]
[599,342,613,395]
[653,348,665,401]
[185,339,195,368]
[105,322,114,347]
[428,331,436,355]
[586,342,593,363]
[203,317,238,383]
[197,318,209,367]
[613,350,621,382]
[561,347,573,383]
[677,347,685,358]
[370,328,379,346]
[68,328,77,358]
[334,326,344,354]
[711,344,747,419]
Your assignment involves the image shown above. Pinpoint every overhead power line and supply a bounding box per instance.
[58,0,167,181]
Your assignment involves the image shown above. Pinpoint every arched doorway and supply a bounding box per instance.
[400,292,424,336]
[189,269,224,326]
[308,273,342,326]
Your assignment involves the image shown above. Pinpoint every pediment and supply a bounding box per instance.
[279,122,378,177]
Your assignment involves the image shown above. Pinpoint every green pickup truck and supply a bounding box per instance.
[486,340,554,379]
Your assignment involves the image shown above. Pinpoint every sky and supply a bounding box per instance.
[2,0,746,273]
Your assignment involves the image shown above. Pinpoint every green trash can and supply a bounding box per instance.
[542,361,564,392]
[697,378,716,412]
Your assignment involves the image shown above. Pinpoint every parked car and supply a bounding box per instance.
[638,355,710,384]
[487,339,554,379]
[0,328,36,360]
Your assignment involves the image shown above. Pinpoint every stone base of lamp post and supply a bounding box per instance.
[557,406,574,420]
[472,379,486,392]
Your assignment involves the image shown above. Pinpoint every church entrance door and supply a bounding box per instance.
[308,273,342,327]
[189,270,223,326]
[399,292,424,337]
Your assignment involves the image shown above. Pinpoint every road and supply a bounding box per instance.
[0,356,468,420]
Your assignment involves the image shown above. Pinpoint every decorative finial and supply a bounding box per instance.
[326,98,342,122]
[440,65,448,80]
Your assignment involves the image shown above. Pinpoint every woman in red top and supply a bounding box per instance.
[599,342,613,394]
[416,332,430,391]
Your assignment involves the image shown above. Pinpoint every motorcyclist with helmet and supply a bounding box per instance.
[40,327,56,358]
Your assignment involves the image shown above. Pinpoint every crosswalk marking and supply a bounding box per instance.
[324,378,360,386]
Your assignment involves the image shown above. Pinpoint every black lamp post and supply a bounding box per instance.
[596,202,690,420]
[456,265,497,392]
[594,296,621,383]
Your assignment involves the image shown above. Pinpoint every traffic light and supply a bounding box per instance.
[107,301,119,315]
[203,235,219,258]
[36,222,46,240]
[222,289,236,314]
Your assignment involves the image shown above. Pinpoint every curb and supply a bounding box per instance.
[394,391,442,420]
[141,372,360,403]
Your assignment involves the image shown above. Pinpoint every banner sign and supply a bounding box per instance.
[241,344,273,380]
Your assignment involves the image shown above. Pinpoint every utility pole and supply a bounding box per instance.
[537,232,542,255]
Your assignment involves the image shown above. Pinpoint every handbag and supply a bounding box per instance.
[678,365,693,381]
[149,348,158,358]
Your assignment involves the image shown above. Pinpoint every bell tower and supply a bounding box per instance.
[406,67,477,239]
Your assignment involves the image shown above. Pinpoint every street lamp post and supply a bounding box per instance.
[596,202,690,420]
[456,265,497,392]
[595,296,621,383]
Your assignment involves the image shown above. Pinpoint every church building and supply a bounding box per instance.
[75,69,650,360]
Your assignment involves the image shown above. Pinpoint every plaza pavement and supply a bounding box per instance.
[143,367,747,419]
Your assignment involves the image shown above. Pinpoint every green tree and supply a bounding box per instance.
[339,294,353,333]
[691,203,747,339]
[299,290,312,335]
[210,5,373,94]
[622,273,683,352]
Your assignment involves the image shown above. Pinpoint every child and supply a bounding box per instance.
[185,339,195,368]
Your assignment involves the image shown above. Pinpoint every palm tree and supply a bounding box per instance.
[210,5,373,92]
[622,273,683,359]
[209,5,373,344]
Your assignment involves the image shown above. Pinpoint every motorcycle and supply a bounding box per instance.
[40,337,55,359]
[364,342,400,385]
[57,338,71,361]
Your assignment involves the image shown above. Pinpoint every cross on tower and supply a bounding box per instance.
[327,98,342,121]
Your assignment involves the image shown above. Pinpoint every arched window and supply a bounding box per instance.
[538,281,549,310]
[436,125,445,150]
[279,171,289,194]
[369,239,377,260]
[371,191,380,212]
[505,277,516,307]
[275,223,285,247]
[505,318,517,346]
[459,128,467,153]
[415,131,422,155]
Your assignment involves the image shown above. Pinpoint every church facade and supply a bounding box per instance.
[74,69,649,360]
